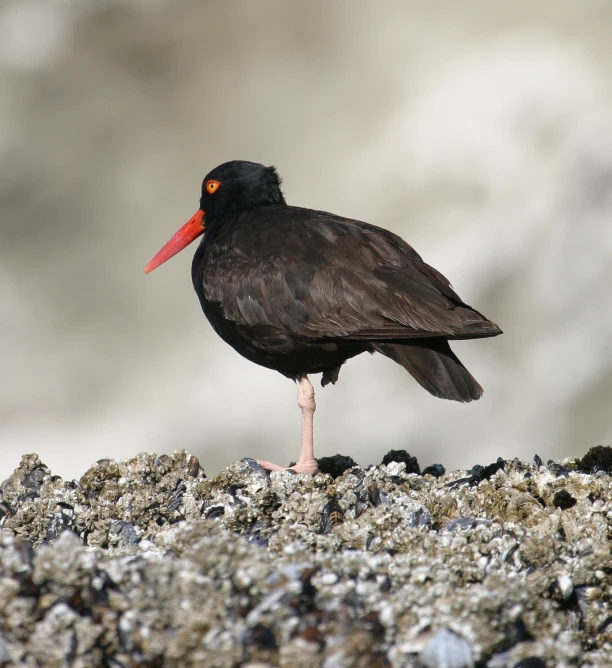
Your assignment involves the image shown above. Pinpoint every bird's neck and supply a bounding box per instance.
[205,201,286,236]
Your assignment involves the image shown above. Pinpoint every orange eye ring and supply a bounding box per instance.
[206,179,221,194]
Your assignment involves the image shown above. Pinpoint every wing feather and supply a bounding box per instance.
[200,207,500,343]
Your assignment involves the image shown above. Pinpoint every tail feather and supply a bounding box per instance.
[372,339,483,403]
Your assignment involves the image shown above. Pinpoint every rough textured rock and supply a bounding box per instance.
[0,448,611,667]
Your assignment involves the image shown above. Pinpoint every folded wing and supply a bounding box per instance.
[206,208,501,343]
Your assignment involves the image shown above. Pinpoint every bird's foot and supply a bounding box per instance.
[256,458,319,475]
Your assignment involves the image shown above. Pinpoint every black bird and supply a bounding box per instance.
[145,161,501,474]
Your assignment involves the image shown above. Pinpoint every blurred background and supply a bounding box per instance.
[2,0,612,480]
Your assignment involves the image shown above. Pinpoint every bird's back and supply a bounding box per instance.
[193,205,501,344]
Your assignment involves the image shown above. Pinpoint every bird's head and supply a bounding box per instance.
[144,160,285,274]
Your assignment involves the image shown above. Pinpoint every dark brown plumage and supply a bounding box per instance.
[145,160,502,473]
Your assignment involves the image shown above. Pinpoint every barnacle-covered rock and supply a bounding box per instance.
[0,449,610,666]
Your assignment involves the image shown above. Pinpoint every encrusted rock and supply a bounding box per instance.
[0,449,610,666]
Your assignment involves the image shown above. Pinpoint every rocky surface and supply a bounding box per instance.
[0,448,610,667]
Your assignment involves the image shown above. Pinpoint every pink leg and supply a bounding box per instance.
[257,374,319,475]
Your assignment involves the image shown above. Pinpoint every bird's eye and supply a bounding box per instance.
[206,179,221,194]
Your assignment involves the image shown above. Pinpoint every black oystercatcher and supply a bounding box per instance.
[145,161,501,474]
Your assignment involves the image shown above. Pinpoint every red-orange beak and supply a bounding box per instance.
[144,210,205,274]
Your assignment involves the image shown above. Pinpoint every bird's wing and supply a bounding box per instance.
[203,209,500,341]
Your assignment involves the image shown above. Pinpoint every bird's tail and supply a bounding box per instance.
[371,339,483,403]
